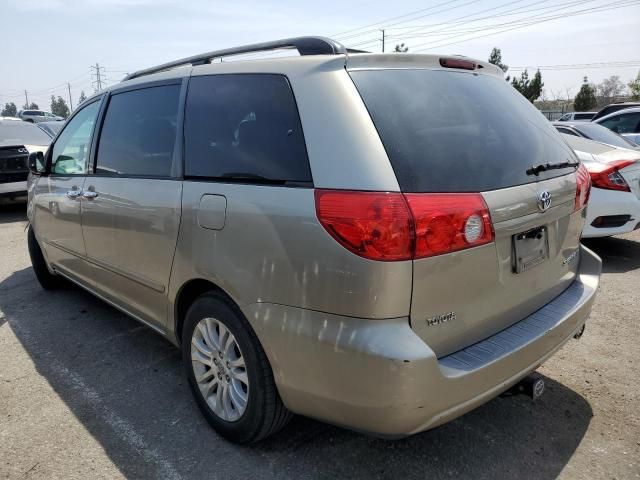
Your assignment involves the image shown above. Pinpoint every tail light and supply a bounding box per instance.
[574,163,592,212]
[405,194,493,258]
[315,190,494,261]
[314,190,413,261]
[439,58,476,70]
[587,160,635,192]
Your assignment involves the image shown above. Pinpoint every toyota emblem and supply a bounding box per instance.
[537,190,552,212]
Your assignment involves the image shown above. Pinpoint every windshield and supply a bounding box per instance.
[0,121,52,147]
[350,69,577,192]
[576,122,639,149]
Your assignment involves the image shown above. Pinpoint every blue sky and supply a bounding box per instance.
[2,0,639,110]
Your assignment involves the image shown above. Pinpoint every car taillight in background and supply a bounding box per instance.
[587,160,635,192]
[315,190,494,261]
[574,163,592,212]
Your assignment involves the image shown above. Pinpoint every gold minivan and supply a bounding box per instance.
[27,37,601,443]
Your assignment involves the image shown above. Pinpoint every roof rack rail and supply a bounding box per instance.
[123,36,348,81]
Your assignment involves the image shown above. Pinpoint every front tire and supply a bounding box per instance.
[182,291,291,443]
[28,226,66,290]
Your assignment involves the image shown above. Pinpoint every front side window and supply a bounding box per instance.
[51,100,100,175]
[184,74,311,183]
[600,112,640,134]
[95,84,180,177]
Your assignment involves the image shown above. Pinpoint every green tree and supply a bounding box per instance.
[394,43,408,52]
[78,90,87,105]
[1,102,18,117]
[23,102,39,110]
[488,47,508,72]
[511,69,544,103]
[50,95,70,118]
[574,77,597,111]
[628,71,640,100]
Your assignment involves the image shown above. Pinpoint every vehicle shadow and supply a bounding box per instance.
[583,235,640,274]
[1,267,593,480]
[0,199,27,224]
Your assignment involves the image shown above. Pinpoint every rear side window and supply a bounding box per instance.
[96,84,180,177]
[350,69,577,192]
[184,74,311,182]
[599,112,640,134]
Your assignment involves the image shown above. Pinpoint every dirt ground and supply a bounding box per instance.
[0,200,638,480]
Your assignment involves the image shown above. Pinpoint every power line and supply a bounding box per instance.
[410,0,640,52]
[509,60,640,71]
[345,0,551,50]
[332,0,468,39]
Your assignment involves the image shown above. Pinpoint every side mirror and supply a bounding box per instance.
[28,151,46,175]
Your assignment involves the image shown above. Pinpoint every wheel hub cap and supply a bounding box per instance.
[190,317,249,421]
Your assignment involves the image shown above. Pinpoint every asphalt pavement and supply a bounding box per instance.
[1,201,638,480]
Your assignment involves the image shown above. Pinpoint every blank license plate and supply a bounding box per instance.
[513,226,549,274]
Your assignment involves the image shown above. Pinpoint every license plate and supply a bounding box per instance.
[513,226,549,274]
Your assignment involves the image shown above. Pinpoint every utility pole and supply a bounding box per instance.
[91,63,106,93]
[24,90,29,108]
[67,82,73,112]
[381,29,385,53]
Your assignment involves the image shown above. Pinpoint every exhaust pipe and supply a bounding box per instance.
[502,374,545,401]
[573,324,586,339]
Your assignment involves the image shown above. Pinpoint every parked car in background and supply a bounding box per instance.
[561,133,640,238]
[26,37,601,444]
[594,107,640,145]
[37,120,65,138]
[553,121,640,150]
[557,112,596,122]
[0,117,51,197]
[592,102,640,121]
[18,110,64,123]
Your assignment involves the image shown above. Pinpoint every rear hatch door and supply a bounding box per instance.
[349,64,585,356]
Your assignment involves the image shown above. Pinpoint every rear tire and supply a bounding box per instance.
[28,226,65,290]
[182,291,292,443]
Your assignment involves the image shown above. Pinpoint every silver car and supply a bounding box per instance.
[18,110,64,123]
[26,37,601,444]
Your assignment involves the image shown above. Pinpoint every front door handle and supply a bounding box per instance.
[66,189,81,199]
[82,190,99,199]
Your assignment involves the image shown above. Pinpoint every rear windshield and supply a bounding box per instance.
[573,113,594,120]
[350,69,577,192]
[575,122,638,149]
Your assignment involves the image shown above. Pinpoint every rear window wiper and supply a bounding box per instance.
[526,161,578,176]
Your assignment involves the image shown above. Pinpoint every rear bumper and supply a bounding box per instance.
[245,244,601,437]
[583,187,640,238]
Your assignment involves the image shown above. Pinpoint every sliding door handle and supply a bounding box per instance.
[82,190,99,199]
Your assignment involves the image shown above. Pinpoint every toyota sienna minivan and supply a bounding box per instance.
[26,37,601,444]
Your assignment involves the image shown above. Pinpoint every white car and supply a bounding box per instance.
[557,111,596,122]
[561,134,640,238]
[593,107,640,146]
[0,117,51,197]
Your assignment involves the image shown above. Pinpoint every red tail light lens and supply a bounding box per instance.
[587,160,635,192]
[405,193,493,258]
[574,163,592,212]
[315,190,494,261]
[314,190,413,261]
